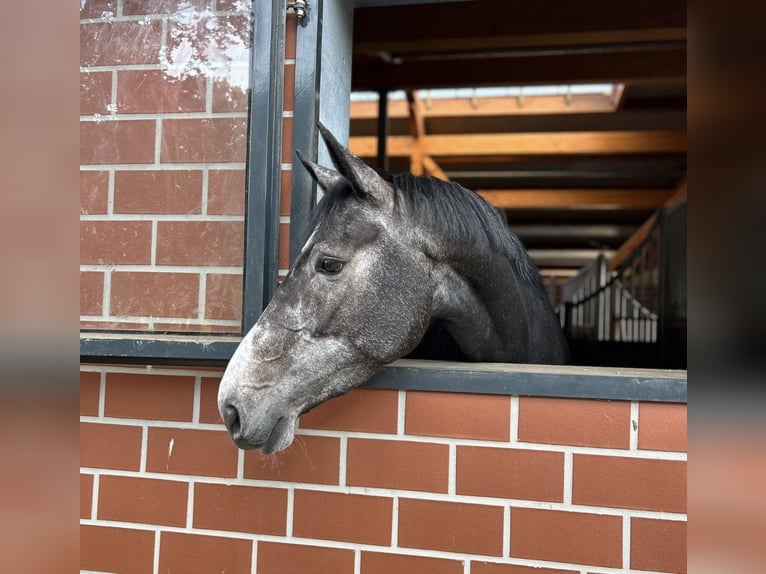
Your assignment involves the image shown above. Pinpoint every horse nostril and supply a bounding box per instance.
[223,404,241,438]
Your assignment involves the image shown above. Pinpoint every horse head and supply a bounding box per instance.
[217,125,434,453]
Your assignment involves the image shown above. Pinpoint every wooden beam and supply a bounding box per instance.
[477,189,673,209]
[350,132,686,158]
[354,28,688,60]
[609,213,657,270]
[608,177,686,269]
[351,47,686,91]
[350,94,620,119]
[354,0,687,51]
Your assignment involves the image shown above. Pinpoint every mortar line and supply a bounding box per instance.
[338,435,348,487]
[448,443,457,495]
[397,390,406,435]
[630,401,640,450]
[286,486,295,537]
[140,425,148,472]
[563,449,574,505]
[192,377,201,424]
[390,495,399,548]
[98,370,107,417]
[153,529,161,574]
[198,272,207,320]
[502,504,511,557]
[622,513,631,570]
[186,481,195,529]
[510,396,519,442]
[91,472,100,521]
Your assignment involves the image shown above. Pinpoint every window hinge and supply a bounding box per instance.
[287,0,308,21]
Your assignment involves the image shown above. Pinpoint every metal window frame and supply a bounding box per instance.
[80,0,285,364]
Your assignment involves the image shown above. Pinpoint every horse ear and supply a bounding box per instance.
[317,123,392,204]
[295,149,349,192]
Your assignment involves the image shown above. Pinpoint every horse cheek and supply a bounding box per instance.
[352,259,431,363]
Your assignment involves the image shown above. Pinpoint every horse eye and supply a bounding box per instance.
[318,257,344,274]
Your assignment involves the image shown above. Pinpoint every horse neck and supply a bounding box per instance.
[428,240,561,363]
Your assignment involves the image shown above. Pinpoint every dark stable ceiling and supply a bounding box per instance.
[348,0,687,280]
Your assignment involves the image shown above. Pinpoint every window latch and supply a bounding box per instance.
[287,0,308,21]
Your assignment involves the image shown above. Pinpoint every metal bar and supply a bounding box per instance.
[242,0,285,329]
[364,360,687,403]
[376,89,389,170]
[289,0,323,265]
[79,335,240,366]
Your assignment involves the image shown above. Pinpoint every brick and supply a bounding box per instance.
[405,391,510,441]
[81,119,156,165]
[199,376,222,423]
[114,170,202,214]
[123,0,209,15]
[117,69,206,114]
[80,474,93,519]
[347,438,449,493]
[104,372,195,421]
[639,402,687,452]
[285,13,297,59]
[80,21,162,66]
[111,272,199,318]
[282,116,294,163]
[472,563,578,574]
[300,388,399,433]
[80,371,100,416]
[80,525,154,574]
[283,62,295,112]
[146,427,238,477]
[79,0,117,19]
[80,221,152,265]
[279,222,291,269]
[213,76,248,112]
[80,71,111,115]
[518,397,630,449]
[361,551,464,574]
[205,273,242,320]
[98,475,188,526]
[293,490,392,546]
[244,435,340,484]
[80,422,142,470]
[631,517,687,573]
[280,168,292,216]
[398,498,504,556]
[257,542,355,574]
[156,221,244,266]
[161,118,247,163]
[208,169,246,215]
[80,271,104,316]
[80,170,108,214]
[193,483,287,535]
[510,507,622,568]
[159,532,251,574]
[457,446,564,502]
[573,454,686,512]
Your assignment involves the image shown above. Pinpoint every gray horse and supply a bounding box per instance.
[218,124,568,453]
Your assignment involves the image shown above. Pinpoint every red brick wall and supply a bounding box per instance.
[80,366,687,573]
[80,1,272,333]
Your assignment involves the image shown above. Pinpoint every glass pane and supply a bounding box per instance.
[80,1,252,333]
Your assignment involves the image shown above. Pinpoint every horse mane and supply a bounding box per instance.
[308,170,541,285]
